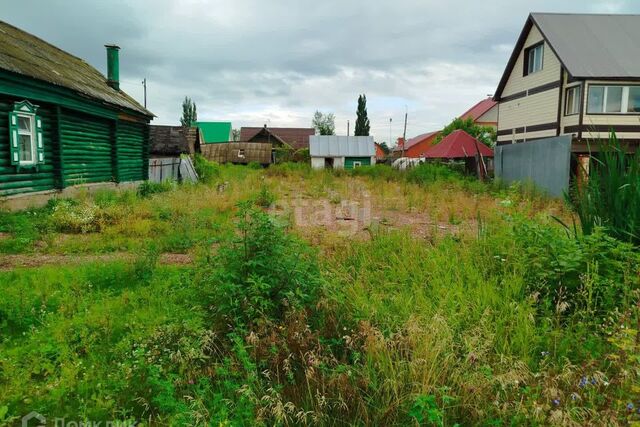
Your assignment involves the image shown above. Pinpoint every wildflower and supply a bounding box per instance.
[540,351,549,357]
[552,399,560,406]
[578,376,588,388]
[590,377,597,385]
[627,402,634,411]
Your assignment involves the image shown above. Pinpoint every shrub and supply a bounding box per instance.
[49,199,123,233]
[198,202,322,329]
[253,183,276,208]
[193,154,221,184]
[406,162,465,185]
[137,180,175,198]
[569,132,640,245]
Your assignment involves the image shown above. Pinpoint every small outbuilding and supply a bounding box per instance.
[425,130,493,178]
[309,136,376,169]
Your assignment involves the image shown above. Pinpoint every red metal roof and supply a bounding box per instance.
[394,131,440,151]
[424,130,493,158]
[459,98,497,122]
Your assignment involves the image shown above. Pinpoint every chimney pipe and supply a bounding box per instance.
[105,44,120,90]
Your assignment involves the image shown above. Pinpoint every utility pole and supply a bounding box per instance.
[142,78,147,108]
[402,106,408,158]
[347,120,350,136]
[389,117,393,154]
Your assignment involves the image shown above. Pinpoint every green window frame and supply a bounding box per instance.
[8,100,44,169]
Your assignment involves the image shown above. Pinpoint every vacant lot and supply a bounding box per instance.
[0,162,638,426]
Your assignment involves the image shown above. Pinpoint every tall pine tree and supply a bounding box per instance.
[180,97,197,127]
[354,94,370,136]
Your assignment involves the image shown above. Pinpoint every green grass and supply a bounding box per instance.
[0,161,638,426]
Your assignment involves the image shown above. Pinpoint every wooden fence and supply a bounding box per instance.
[200,142,272,165]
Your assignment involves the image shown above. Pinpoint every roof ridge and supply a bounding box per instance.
[531,12,640,17]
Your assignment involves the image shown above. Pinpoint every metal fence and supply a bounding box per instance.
[494,135,572,197]
[148,158,181,182]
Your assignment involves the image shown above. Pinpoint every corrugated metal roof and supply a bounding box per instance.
[531,13,640,78]
[395,131,440,152]
[194,122,232,143]
[424,130,493,159]
[0,20,152,117]
[310,136,375,157]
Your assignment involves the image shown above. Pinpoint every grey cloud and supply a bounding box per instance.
[3,0,640,140]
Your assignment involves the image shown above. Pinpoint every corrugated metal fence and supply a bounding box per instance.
[495,135,572,197]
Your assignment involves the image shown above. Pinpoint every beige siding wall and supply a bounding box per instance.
[502,26,562,97]
[497,23,562,143]
[476,105,498,124]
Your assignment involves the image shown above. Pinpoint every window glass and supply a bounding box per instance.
[19,134,33,162]
[606,86,623,112]
[588,86,604,113]
[18,116,31,132]
[527,44,543,75]
[628,87,640,112]
[565,86,581,115]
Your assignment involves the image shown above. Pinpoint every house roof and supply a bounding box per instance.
[394,131,440,152]
[310,136,375,157]
[240,126,315,150]
[424,130,493,159]
[495,13,640,100]
[149,125,198,156]
[194,122,232,143]
[459,98,497,122]
[0,20,152,117]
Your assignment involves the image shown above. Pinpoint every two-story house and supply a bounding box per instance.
[494,13,640,151]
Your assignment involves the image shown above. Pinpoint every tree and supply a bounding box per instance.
[180,97,197,127]
[312,111,335,135]
[355,94,370,136]
[436,117,496,147]
[378,141,390,155]
[232,128,241,141]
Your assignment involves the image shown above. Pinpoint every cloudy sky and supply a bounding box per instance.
[4,0,639,142]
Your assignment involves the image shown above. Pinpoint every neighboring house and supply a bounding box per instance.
[393,131,440,158]
[194,122,232,143]
[374,143,386,160]
[459,98,498,128]
[148,125,199,183]
[149,125,199,157]
[309,136,376,169]
[0,21,153,201]
[200,142,271,165]
[240,125,315,150]
[494,13,640,149]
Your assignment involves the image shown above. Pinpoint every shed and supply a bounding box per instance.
[309,136,376,169]
[149,125,199,157]
[0,20,153,202]
[425,130,493,178]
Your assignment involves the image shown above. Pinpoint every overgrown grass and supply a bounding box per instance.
[569,132,640,245]
[0,158,638,425]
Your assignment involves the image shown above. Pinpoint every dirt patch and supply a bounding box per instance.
[0,252,194,271]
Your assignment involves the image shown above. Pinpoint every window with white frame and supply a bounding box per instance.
[352,161,362,168]
[8,100,44,168]
[565,85,581,116]
[524,43,544,76]
[587,85,640,114]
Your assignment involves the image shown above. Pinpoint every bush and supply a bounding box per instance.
[406,162,465,184]
[49,199,123,233]
[193,154,221,184]
[137,180,175,198]
[253,183,276,208]
[198,203,322,329]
